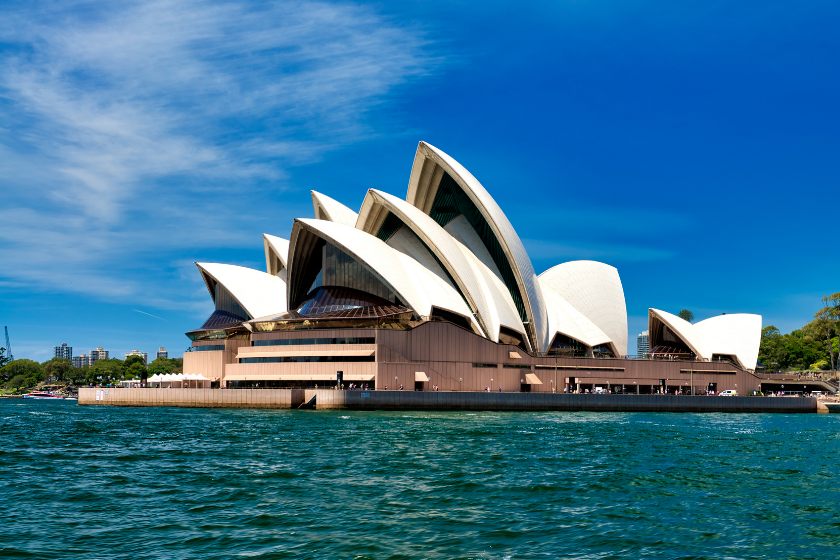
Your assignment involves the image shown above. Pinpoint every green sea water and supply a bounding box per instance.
[1,400,839,559]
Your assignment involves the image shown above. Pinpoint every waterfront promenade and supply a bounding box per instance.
[79,388,817,413]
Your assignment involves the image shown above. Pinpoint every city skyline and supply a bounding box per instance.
[2,0,838,361]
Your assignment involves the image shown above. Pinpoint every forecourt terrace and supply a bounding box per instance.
[171,141,766,400]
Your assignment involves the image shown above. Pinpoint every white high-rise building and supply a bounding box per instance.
[90,347,108,364]
[637,331,649,357]
[156,347,168,359]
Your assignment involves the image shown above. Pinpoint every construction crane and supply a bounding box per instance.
[3,326,12,362]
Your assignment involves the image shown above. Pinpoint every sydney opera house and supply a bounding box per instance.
[183,142,763,394]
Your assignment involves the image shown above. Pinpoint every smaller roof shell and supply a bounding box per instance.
[287,219,427,316]
[539,261,628,356]
[263,234,290,278]
[311,191,359,226]
[648,308,709,359]
[694,313,762,371]
[196,262,287,319]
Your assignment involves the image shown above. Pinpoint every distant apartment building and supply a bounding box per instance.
[73,354,88,368]
[89,347,108,364]
[53,343,72,360]
[637,331,649,357]
[126,349,148,365]
[156,347,168,360]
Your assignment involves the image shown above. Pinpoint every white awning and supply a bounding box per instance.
[415,372,430,382]
[236,349,375,359]
[525,373,543,385]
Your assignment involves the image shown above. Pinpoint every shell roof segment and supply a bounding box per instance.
[196,262,287,320]
[694,313,762,370]
[263,234,290,279]
[405,141,549,352]
[538,261,628,356]
[540,280,615,354]
[288,218,427,317]
[648,309,710,359]
[311,191,359,226]
[357,189,502,341]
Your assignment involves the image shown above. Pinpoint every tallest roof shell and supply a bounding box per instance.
[405,141,550,352]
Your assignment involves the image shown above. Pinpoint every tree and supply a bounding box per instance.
[43,357,73,382]
[678,309,695,323]
[65,366,87,385]
[147,357,176,375]
[1,359,44,386]
[814,292,840,372]
[87,358,124,384]
[0,347,9,368]
[124,355,146,368]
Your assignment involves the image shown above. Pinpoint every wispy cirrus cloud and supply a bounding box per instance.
[0,0,436,312]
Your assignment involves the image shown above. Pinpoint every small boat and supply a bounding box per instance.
[22,392,65,400]
[825,403,840,414]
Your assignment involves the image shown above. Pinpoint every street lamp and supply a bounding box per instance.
[634,381,637,395]
[395,376,398,391]
[459,377,462,392]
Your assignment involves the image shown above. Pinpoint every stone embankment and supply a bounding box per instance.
[79,388,817,413]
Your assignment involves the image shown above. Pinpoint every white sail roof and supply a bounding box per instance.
[357,189,499,341]
[648,308,710,359]
[263,234,289,279]
[540,279,615,354]
[539,261,628,356]
[694,313,762,370]
[311,191,358,226]
[405,141,550,352]
[196,263,287,320]
[288,219,426,315]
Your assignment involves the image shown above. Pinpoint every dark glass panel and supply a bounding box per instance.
[430,307,474,332]
[547,333,588,357]
[239,355,375,363]
[498,326,528,351]
[215,284,249,319]
[253,337,375,346]
[376,211,404,242]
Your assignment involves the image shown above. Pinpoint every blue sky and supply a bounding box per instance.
[1,0,837,361]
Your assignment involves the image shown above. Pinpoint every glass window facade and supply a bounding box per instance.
[215,283,249,320]
[190,345,226,352]
[298,241,402,311]
[253,337,375,346]
[548,333,588,357]
[375,211,404,243]
[239,355,375,363]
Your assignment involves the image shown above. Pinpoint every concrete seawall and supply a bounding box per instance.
[79,388,816,413]
[307,390,816,413]
[79,387,305,408]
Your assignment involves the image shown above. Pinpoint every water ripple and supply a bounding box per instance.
[1,401,839,559]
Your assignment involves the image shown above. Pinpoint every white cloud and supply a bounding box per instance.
[0,0,435,311]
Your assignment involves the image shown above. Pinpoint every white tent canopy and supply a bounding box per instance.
[147,373,211,387]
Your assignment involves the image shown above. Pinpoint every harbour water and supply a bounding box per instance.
[2,400,838,559]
